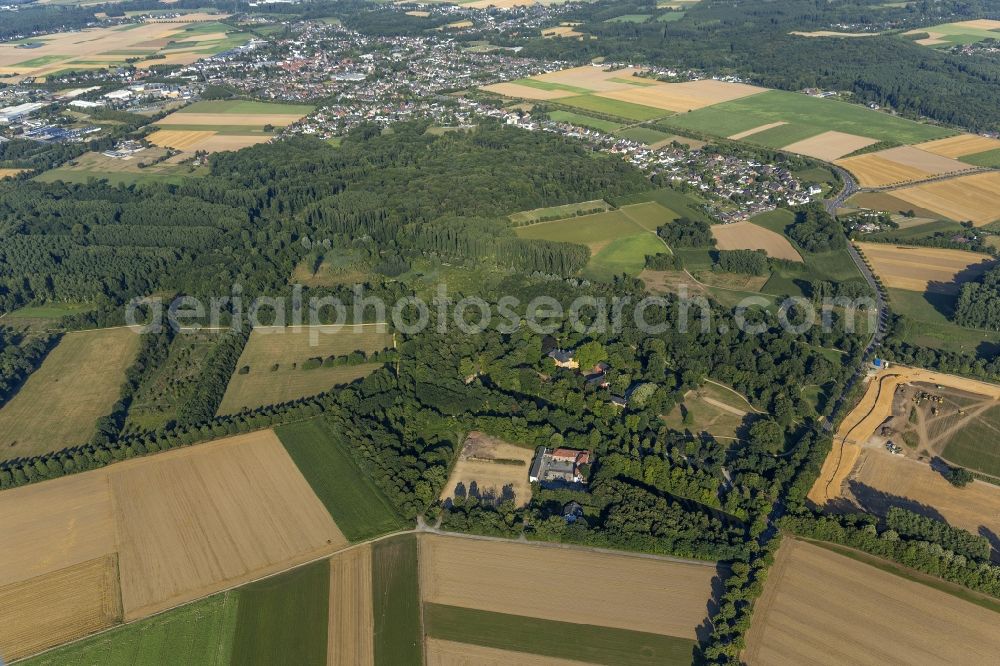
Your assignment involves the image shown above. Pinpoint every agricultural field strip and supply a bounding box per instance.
[917,134,1000,159]
[744,539,1000,665]
[711,221,802,261]
[855,242,995,292]
[888,172,1000,226]
[426,638,592,666]
[418,533,717,639]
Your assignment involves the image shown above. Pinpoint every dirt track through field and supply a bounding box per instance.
[418,534,716,639]
[112,430,347,619]
[328,545,374,666]
[744,539,1000,665]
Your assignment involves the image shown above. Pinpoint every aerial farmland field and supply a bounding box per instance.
[373,534,423,665]
[887,172,1000,226]
[440,431,535,507]
[328,545,374,666]
[217,324,393,414]
[0,327,141,460]
[149,100,313,153]
[904,19,1000,46]
[855,242,995,293]
[744,538,1000,665]
[711,220,802,261]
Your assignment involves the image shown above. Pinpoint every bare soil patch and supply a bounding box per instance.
[781,130,878,161]
[418,533,717,639]
[711,221,803,261]
[744,539,1000,665]
[440,432,535,507]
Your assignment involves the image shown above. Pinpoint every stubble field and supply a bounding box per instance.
[744,538,1000,665]
[440,432,535,507]
[328,545,374,666]
[917,133,1000,159]
[836,146,975,187]
[711,221,802,261]
[149,100,313,154]
[217,324,393,415]
[888,172,1000,225]
[0,327,141,460]
[855,242,994,293]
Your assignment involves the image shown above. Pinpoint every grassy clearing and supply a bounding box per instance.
[372,535,423,666]
[547,109,622,132]
[0,327,140,460]
[887,287,999,357]
[663,380,754,440]
[424,604,695,666]
[657,10,686,21]
[940,405,1000,476]
[615,187,713,224]
[584,233,666,281]
[34,149,205,187]
[24,591,239,666]
[557,94,668,122]
[231,561,329,666]
[4,301,93,322]
[276,419,407,541]
[666,90,955,145]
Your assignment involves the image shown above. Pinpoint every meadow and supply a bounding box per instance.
[666,89,955,146]
[34,149,205,186]
[662,380,757,441]
[216,324,393,415]
[0,327,141,460]
[940,405,1000,477]
[556,94,668,121]
[508,198,610,225]
[884,288,996,357]
[275,419,407,541]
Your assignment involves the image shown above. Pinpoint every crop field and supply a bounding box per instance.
[846,191,944,219]
[0,17,246,81]
[781,130,881,161]
[938,405,1000,477]
[373,535,423,665]
[34,148,205,186]
[425,605,696,666]
[556,94,667,121]
[744,538,1000,665]
[23,591,239,666]
[835,146,975,187]
[666,89,955,147]
[275,419,407,541]
[917,133,1000,160]
[509,198,611,225]
[217,324,393,414]
[888,172,1000,226]
[440,431,535,507]
[0,167,26,179]
[418,534,717,639]
[328,545,374,666]
[231,561,330,666]
[150,100,312,154]
[0,327,141,460]
[727,121,786,140]
[711,220,802,261]
[146,129,267,153]
[112,430,347,618]
[662,380,757,441]
[0,556,121,662]
[855,242,994,293]
[904,19,1000,46]
[592,79,765,113]
[515,202,675,279]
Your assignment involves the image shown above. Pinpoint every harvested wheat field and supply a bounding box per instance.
[917,133,1000,159]
[148,129,270,153]
[419,534,716,639]
[594,79,765,113]
[440,432,535,507]
[112,430,347,618]
[542,25,583,38]
[157,112,306,127]
[889,172,1000,225]
[727,122,786,140]
[840,448,1000,542]
[480,82,574,100]
[781,131,878,161]
[712,221,802,261]
[855,242,994,292]
[0,168,25,179]
[0,556,121,662]
[217,324,393,414]
[0,327,141,460]
[533,65,647,92]
[744,538,1000,665]
[328,544,374,666]
[426,639,590,666]
[836,146,974,187]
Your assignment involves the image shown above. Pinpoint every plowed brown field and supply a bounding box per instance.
[744,539,1000,665]
[418,534,716,639]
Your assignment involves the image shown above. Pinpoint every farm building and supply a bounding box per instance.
[529,447,591,484]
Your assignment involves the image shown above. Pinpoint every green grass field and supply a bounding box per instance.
[557,94,669,122]
[4,301,93,321]
[961,148,1000,168]
[231,561,329,666]
[23,592,239,666]
[509,198,611,225]
[585,233,666,281]
[941,405,1000,477]
[736,122,826,148]
[14,54,68,67]
[510,78,591,94]
[547,110,622,132]
[424,604,696,665]
[663,380,756,440]
[615,187,714,224]
[617,126,675,145]
[372,535,423,665]
[886,287,999,357]
[276,419,407,541]
[665,90,955,145]
[176,100,315,115]
[865,219,965,241]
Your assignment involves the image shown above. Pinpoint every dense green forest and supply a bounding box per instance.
[955,265,1000,331]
